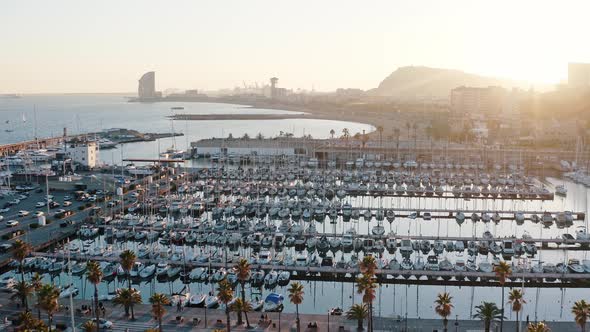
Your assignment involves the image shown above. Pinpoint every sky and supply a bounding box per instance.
[1,0,589,93]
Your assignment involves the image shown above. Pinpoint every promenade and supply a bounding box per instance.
[0,297,582,331]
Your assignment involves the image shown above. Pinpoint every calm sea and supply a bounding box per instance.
[0,95,373,164]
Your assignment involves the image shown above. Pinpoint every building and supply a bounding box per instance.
[450,86,506,115]
[68,141,98,169]
[138,71,160,99]
[191,137,318,157]
[568,63,590,88]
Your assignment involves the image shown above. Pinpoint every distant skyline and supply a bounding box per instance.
[1,0,589,94]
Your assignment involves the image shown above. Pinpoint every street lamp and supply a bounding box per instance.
[327,310,330,332]
[455,314,459,332]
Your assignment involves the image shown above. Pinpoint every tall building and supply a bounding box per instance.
[568,63,590,88]
[138,71,157,99]
[450,86,506,115]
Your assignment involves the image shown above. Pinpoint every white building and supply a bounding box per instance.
[68,141,98,169]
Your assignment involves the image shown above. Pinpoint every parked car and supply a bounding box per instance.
[6,220,19,227]
[63,201,72,207]
[18,210,29,217]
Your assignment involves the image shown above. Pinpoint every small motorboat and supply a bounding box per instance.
[263,293,284,312]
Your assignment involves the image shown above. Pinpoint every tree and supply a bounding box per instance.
[356,274,376,332]
[234,258,250,326]
[113,287,142,318]
[31,272,44,319]
[256,132,264,140]
[359,255,377,276]
[572,300,590,332]
[288,282,304,332]
[412,123,418,151]
[330,129,336,139]
[217,279,234,332]
[149,293,170,332]
[346,303,368,331]
[377,126,383,147]
[405,122,411,140]
[11,239,32,283]
[473,302,504,332]
[230,299,252,328]
[227,133,234,139]
[527,321,551,332]
[86,260,103,331]
[119,249,137,319]
[82,319,97,332]
[494,261,512,332]
[241,133,250,140]
[509,289,526,332]
[16,311,47,331]
[435,292,453,332]
[37,283,60,330]
[11,280,34,311]
[342,128,350,140]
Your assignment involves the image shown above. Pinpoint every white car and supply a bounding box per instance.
[63,201,72,207]
[18,210,30,217]
[6,220,19,227]
[97,319,113,329]
[34,211,44,217]
[0,208,9,213]
[35,202,46,208]
[0,216,4,222]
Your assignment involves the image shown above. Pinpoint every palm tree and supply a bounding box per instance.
[217,279,234,332]
[149,293,170,332]
[86,260,103,330]
[119,250,137,319]
[412,123,418,151]
[11,280,34,311]
[494,261,512,332]
[11,239,31,283]
[31,272,43,319]
[37,283,60,330]
[234,258,250,325]
[473,302,504,332]
[288,282,304,332]
[342,128,350,139]
[330,129,335,139]
[572,300,590,332]
[230,299,252,328]
[359,255,377,276]
[17,310,47,331]
[509,289,526,332]
[527,321,551,332]
[82,319,97,332]
[435,292,453,332]
[377,126,384,147]
[405,122,411,140]
[346,303,368,331]
[113,287,142,317]
[357,274,376,332]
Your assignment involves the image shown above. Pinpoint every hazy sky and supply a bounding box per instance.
[1,0,589,93]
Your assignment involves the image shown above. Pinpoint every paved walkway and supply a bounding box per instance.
[0,297,582,331]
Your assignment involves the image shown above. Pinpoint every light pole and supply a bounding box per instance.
[454,314,459,332]
[327,310,330,332]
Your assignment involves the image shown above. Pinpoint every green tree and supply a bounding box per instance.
[11,239,32,283]
[16,310,47,331]
[357,274,376,332]
[527,321,551,332]
[346,303,368,331]
[31,272,44,319]
[572,300,590,332]
[86,260,103,331]
[11,280,34,311]
[37,283,60,330]
[230,299,252,329]
[113,287,142,318]
[330,129,335,139]
[494,261,512,332]
[288,282,304,332]
[509,289,526,332]
[234,258,250,326]
[435,292,453,332]
[149,293,170,332]
[119,249,137,319]
[217,279,234,332]
[473,302,504,332]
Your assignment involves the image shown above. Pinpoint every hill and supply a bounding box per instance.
[371,66,527,99]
